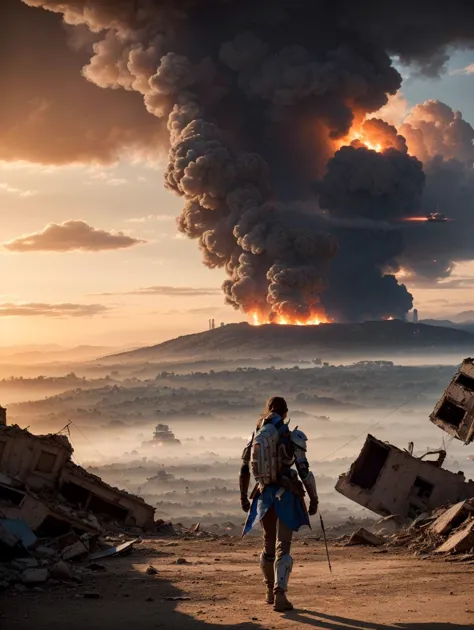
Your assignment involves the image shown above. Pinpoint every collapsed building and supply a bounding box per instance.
[335,434,474,520]
[430,357,474,444]
[0,410,155,538]
[336,358,474,526]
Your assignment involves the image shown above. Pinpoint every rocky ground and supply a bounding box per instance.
[2,535,474,630]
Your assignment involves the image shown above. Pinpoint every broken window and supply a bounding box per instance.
[349,439,390,490]
[412,477,434,499]
[60,482,90,508]
[455,372,474,392]
[35,450,58,474]
[437,399,465,429]
[87,494,129,522]
[0,484,25,506]
[0,441,5,461]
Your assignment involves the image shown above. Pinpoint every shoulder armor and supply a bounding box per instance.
[291,428,308,451]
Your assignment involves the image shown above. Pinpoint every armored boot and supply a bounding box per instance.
[273,553,294,612]
[259,552,275,604]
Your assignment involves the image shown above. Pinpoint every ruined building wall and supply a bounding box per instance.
[335,434,474,519]
[60,464,155,529]
[430,358,474,444]
[0,425,72,492]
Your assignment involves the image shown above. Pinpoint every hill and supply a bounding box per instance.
[102,320,474,363]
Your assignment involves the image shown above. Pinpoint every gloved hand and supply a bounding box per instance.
[241,496,251,512]
[308,499,318,516]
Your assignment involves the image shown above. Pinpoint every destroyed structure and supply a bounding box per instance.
[430,357,474,444]
[336,434,474,520]
[0,410,155,538]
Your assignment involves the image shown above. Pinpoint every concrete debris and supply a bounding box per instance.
[435,521,474,554]
[382,498,474,557]
[0,519,37,549]
[146,566,158,575]
[371,515,408,536]
[430,358,474,444]
[50,560,74,581]
[0,415,155,537]
[429,501,473,536]
[21,568,49,584]
[88,538,139,561]
[62,538,91,561]
[335,434,474,519]
[346,527,385,547]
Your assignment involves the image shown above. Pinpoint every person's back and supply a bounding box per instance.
[239,396,319,612]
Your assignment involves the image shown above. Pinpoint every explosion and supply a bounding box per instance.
[21,1,474,326]
[249,310,329,326]
[335,126,383,153]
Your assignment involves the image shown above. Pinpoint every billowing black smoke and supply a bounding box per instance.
[24,0,474,322]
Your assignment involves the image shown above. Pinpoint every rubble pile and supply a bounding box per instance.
[386,499,474,557]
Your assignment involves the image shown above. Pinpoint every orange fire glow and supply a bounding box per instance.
[335,124,384,153]
[402,217,429,222]
[249,310,329,326]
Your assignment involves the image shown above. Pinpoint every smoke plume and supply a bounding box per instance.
[20,0,474,321]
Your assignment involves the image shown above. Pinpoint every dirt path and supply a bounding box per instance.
[2,537,473,630]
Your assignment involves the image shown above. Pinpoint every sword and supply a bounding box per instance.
[319,512,332,574]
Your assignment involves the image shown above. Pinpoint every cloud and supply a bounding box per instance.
[411,276,474,290]
[0,182,37,198]
[126,215,174,223]
[450,63,474,75]
[0,2,166,165]
[0,302,109,317]
[98,286,222,297]
[4,220,145,252]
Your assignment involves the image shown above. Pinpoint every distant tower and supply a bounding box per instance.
[0,406,6,427]
[211,318,215,329]
[413,309,418,324]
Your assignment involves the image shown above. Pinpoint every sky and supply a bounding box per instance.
[1,4,474,347]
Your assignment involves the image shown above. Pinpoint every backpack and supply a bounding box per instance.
[251,415,280,490]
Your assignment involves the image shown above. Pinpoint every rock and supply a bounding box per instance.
[346,528,385,547]
[14,583,27,592]
[165,596,191,601]
[88,563,106,572]
[21,568,49,584]
[51,560,73,581]
[34,546,59,559]
[145,597,154,602]
[175,558,188,565]
[83,592,101,599]
[11,558,39,570]
[62,540,89,561]
[146,566,158,575]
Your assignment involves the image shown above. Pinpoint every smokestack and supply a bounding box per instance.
[413,309,418,323]
[0,406,6,427]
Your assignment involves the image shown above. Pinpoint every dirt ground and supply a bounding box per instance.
[2,535,474,630]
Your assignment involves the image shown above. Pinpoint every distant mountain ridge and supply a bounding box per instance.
[102,320,474,363]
